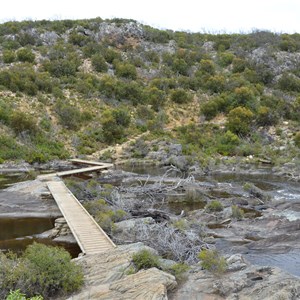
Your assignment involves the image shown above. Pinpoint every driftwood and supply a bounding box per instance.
[130,209,170,221]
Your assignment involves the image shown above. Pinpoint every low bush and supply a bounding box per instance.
[231,205,244,220]
[91,53,108,73]
[170,89,192,104]
[0,135,27,162]
[55,101,83,130]
[199,59,215,75]
[115,62,137,79]
[0,243,83,299]
[294,132,300,147]
[232,57,247,73]
[278,73,300,92]
[10,111,38,135]
[6,289,43,300]
[132,249,160,271]
[2,49,16,63]
[198,249,227,274]
[217,52,235,67]
[166,263,190,281]
[101,108,131,144]
[205,200,223,212]
[144,86,166,111]
[16,47,35,63]
[256,106,279,126]
[226,106,254,136]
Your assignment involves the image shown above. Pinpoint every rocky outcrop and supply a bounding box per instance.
[171,262,300,300]
[68,243,177,300]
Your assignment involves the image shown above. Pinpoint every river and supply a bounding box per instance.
[0,168,299,276]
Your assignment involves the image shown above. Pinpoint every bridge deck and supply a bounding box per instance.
[69,159,114,168]
[57,165,110,177]
[47,181,116,255]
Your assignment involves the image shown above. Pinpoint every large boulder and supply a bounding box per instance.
[69,243,177,300]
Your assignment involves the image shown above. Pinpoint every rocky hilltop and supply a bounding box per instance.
[0,18,300,171]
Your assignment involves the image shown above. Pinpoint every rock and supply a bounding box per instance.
[172,263,300,300]
[168,144,182,155]
[40,31,59,45]
[166,155,188,171]
[226,254,247,272]
[69,243,177,300]
[114,217,155,233]
[245,183,270,202]
[95,22,144,42]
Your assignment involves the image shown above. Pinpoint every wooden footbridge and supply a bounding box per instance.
[40,159,116,255]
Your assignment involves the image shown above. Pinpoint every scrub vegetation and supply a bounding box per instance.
[0,18,299,165]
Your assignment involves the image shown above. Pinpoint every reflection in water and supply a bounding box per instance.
[246,251,300,277]
[0,217,54,240]
[0,217,81,258]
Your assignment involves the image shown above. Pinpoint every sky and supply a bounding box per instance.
[1,0,299,34]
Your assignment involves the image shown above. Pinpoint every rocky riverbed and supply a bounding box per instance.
[1,164,300,299]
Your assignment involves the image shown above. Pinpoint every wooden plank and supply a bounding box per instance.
[47,181,116,255]
[57,165,110,177]
[69,159,114,168]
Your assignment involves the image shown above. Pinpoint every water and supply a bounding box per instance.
[0,172,82,258]
[2,167,300,275]
[0,216,81,258]
[246,250,300,277]
[0,173,34,190]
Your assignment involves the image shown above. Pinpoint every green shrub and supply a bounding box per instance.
[278,73,300,92]
[10,111,37,135]
[6,289,43,300]
[115,62,137,79]
[172,58,189,75]
[199,59,215,75]
[116,80,144,105]
[0,65,39,95]
[0,243,83,299]
[294,132,300,147]
[144,86,166,111]
[198,249,227,274]
[232,57,247,73]
[279,35,298,52]
[132,249,160,271]
[68,31,90,46]
[256,106,278,126]
[226,106,254,135]
[218,52,234,67]
[91,54,108,72]
[205,200,223,212]
[200,96,227,120]
[216,130,240,155]
[55,101,82,130]
[144,50,160,63]
[231,205,244,220]
[43,55,80,78]
[231,86,257,110]
[204,75,226,93]
[16,48,35,63]
[166,263,190,281]
[2,50,16,63]
[101,108,130,143]
[170,89,192,104]
[103,48,121,63]
[0,135,27,161]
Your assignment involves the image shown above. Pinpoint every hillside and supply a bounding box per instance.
[0,17,300,167]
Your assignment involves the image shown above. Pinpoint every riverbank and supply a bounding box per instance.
[1,161,300,299]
